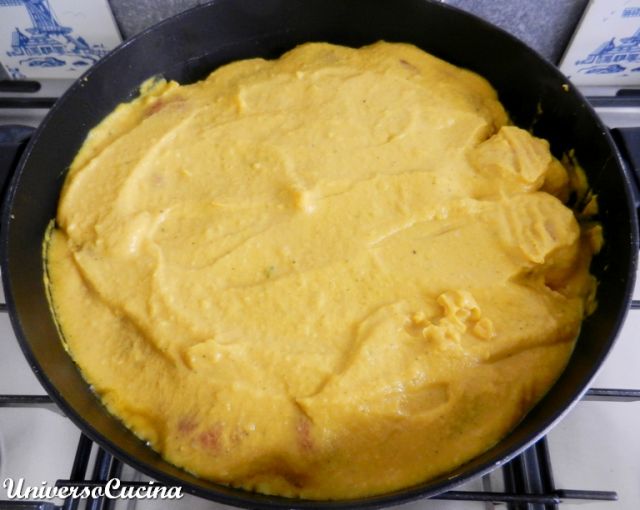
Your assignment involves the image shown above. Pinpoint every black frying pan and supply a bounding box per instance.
[1,0,637,508]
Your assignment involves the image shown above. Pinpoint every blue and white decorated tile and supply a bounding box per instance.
[0,0,121,80]
[560,0,640,87]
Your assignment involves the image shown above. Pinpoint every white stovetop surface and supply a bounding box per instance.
[0,101,638,509]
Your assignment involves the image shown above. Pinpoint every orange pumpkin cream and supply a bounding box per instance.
[45,42,600,499]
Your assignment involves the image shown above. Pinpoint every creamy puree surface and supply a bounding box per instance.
[45,42,601,499]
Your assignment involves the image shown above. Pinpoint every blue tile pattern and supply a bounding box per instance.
[0,0,109,78]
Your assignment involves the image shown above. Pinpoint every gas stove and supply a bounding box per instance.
[0,84,638,510]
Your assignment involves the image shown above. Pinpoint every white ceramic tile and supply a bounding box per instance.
[560,0,640,87]
[0,0,121,80]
